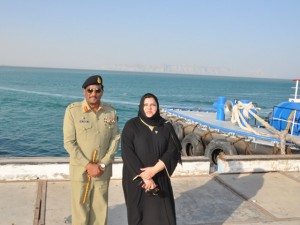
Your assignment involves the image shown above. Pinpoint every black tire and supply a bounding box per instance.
[181,133,204,156]
[172,122,184,141]
[205,139,237,165]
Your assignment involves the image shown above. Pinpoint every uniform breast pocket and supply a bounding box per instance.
[77,122,92,134]
[106,123,116,129]
[103,125,113,138]
[103,115,116,129]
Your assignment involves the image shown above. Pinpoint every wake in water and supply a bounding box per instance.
[0,86,139,106]
[0,86,81,99]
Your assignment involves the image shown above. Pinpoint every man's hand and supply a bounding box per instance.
[86,163,103,177]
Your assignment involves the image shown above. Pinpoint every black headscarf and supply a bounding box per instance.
[138,93,165,127]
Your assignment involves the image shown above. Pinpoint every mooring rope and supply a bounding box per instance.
[231,101,296,154]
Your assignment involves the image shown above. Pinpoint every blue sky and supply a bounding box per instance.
[1,0,299,78]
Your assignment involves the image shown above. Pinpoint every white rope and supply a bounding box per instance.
[231,101,297,154]
[231,101,259,134]
[231,101,276,136]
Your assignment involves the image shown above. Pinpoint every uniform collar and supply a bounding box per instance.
[82,99,104,113]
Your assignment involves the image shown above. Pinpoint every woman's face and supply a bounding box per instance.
[143,97,158,118]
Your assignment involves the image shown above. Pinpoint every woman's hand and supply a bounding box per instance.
[140,160,166,180]
[140,167,155,180]
[142,179,157,191]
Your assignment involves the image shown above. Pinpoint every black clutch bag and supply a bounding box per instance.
[133,176,160,196]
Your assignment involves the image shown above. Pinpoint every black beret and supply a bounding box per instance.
[82,75,103,89]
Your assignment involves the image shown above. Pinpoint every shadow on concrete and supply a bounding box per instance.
[175,169,265,225]
[107,203,127,225]
[60,169,266,225]
[61,203,127,225]
[64,215,72,224]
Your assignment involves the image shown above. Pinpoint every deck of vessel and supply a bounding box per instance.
[1,171,300,225]
[164,108,300,146]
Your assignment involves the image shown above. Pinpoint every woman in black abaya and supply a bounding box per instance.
[121,93,181,225]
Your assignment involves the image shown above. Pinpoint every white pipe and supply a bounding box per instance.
[295,80,299,100]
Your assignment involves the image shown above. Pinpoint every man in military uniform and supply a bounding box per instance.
[63,75,120,225]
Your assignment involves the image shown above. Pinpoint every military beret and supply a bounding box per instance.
[82,75,104,89]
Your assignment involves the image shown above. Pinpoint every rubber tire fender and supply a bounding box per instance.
[181,133,204,156]
[205,139,237,165]
[172,122,184,141]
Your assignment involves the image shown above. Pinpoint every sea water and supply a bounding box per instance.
[0,66,292,157]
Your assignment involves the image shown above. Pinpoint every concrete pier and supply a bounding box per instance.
[1,157,300,224]
[1,172,300,225]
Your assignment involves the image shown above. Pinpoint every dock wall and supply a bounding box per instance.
[0,157,210,181]
[1,155,300,181]
[218,153,300,173]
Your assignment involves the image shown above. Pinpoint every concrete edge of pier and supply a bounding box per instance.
[0,156,210,181]
[217,153,300,173]
[1,154,300,180]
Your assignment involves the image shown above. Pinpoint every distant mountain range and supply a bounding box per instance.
[0,64,265,77]
[96,63,264,77]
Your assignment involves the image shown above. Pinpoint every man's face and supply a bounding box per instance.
[84,84,103,106]
[143,97,157,118]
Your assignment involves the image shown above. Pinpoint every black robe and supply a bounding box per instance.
[121,117,179,225]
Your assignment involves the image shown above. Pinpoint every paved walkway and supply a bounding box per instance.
[1,172,300,225]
